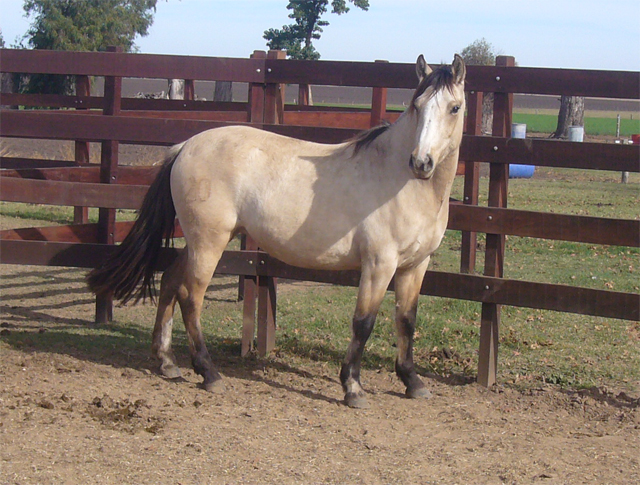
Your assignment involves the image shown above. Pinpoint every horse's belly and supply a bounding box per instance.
[245,222,361,271]
[239,175,364,270]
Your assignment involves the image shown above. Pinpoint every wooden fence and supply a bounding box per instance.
[1,48,638,386]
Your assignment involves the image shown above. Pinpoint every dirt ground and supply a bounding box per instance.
[1,258,639,485]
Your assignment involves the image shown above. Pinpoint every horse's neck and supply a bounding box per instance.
[430,149,459,205]
[385,110,417,160]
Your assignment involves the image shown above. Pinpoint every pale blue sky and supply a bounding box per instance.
[1,0,639,71]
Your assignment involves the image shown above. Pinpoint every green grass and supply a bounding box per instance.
[513,112,640,136]
[0,203,138,225]
[0,202,89,225]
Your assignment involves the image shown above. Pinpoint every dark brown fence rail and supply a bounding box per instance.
[0,49,265,82]
[1,48,638,386]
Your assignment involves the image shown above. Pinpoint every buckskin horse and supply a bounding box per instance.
[88,54,467,408]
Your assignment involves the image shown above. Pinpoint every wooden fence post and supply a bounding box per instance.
[240,50,268,355]
[95,46,123,324]
[241,235,258,356]
[247,50,266,125]
[184,79,195,101]
[370,60,388,127]
[477,55,515,387]
[265,50,286,124]
[257,264,277,356]
[73,75,91,224]
[460,90,483,273]
[298,85,310,106]
[251,50,283,356]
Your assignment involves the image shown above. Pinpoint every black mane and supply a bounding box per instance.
[410,64,456,107]
[350,121,391,155]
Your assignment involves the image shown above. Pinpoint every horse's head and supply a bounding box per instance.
[409,54,466,180]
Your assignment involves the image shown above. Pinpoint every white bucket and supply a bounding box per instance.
[568,126,584,142]
[511,123,526,139]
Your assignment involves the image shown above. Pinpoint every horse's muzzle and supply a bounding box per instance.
[409,154,435,179]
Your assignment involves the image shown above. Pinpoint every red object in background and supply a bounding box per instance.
[631,134,640,145]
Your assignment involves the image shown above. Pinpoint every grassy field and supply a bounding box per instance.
[512,112,640,136]
[1,166,638,393]
[319,102,639,137]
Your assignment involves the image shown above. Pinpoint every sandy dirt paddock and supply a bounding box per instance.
[1,259,638,485]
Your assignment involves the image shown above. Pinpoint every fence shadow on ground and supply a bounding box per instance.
[1,265,479,405]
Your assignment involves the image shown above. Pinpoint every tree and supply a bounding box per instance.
[0,29,18,107]
[460,38,499,134]
[213,81,233,102]
[551,96,585,139]
[19,0,159,94]
[264,0,369,60]
[460,37,496,66]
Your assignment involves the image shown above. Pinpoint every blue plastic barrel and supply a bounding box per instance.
[509,164,536,178]
[509,123,535,178]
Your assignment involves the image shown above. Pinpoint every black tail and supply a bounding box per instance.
[87,145,182,304]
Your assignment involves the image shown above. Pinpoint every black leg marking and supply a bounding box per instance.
[341,313,376,407]
[395,308,431,399]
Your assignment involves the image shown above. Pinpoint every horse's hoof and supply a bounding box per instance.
[160,364,182,380]
[344,392,370,409]
[406,386,432,399]
[203,378,226,394]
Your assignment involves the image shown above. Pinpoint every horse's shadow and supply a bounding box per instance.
[1,266,475,405]
[1,316,346,404]
[0,269,335,403]
[216,354,344,405]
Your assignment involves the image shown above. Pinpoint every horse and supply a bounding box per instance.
[88,54,467,408]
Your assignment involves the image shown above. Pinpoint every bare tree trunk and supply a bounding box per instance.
[298,84,313,106]
[214,81,233,102]
[482,93,494,135]
[1,72,16,109]
[552,95,585,139]
[168,79,184,100]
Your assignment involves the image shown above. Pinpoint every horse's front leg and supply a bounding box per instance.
[394,257,432,399]
[341,260,396,408]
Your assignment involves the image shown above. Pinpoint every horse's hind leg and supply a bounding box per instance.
[151,250,188,379]
[177,235,230,392]
[394,258,432,399]
[340,260,396,408]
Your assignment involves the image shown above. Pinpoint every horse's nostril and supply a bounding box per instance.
[424,155,434,172]
[410,154,434,174]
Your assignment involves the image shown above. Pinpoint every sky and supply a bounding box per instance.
[1,0,639,72]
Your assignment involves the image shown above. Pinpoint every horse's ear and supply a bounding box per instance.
[452,54,466,84]
[416,55,433,82]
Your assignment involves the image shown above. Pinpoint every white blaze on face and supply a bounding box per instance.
[410,79,465,179]
[414,87,447,163]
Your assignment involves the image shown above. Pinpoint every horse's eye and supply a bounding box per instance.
[451,105,461,115]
